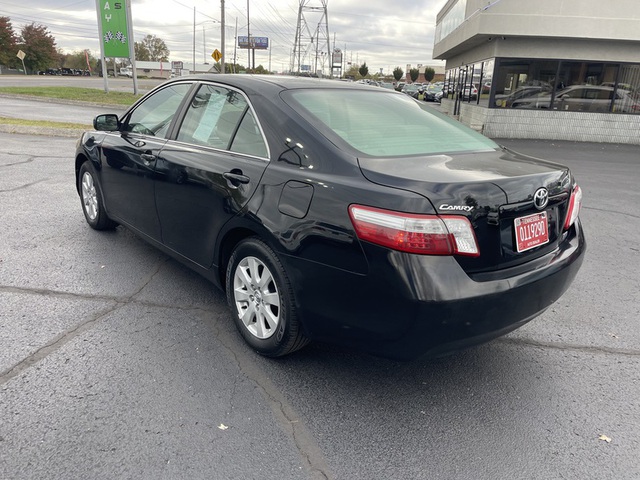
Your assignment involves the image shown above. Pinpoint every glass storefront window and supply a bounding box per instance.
[492,59,558,108]
[442,60,495,115]
[618,65,640,95]
[444,60,492,104]
[552,62,618,113]
[491,59,640,114]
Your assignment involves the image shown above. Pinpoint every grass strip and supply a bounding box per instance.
[0,86,140,106]
[0,116,90,130]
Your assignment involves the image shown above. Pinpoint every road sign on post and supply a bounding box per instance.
[212,49,222,62]
[16,50,27,75]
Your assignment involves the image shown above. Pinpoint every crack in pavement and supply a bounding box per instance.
[6,282,637,359]
[0,301,121,385]
[0,178,48,193]
[0,284,221,316]
[497,336,640,357]
[0,151,69,166]
[0,257,173,384]
[198,309,332,480]
[1,279,334,479]
[0,154,37,168]
[582,205,640,220]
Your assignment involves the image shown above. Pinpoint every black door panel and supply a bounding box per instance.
[154,83,270,267]
[97,82,193,240]
[154,145,267,267]
[99,132,165,238]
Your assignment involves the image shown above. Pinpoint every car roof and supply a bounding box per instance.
[564,85,613,91]
[162,74,382,95]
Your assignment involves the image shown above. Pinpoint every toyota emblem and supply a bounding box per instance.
[533,188,549,210]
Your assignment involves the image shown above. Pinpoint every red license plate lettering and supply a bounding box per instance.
[515,212,549,252]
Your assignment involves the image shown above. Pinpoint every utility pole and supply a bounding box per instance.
[234,17,238,72]
[221,0,225,73]
[247,0,251,70]
[192,7,196,74]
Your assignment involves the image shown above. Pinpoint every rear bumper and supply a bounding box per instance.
[285,219,586,360]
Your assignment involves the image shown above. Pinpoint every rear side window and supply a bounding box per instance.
[176,84,268,158]
[285,89,498,157]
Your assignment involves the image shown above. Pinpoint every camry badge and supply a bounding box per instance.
[533,188,549,210]
[439,204,474,212]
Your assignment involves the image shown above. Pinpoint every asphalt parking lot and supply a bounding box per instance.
[0,91,639,479]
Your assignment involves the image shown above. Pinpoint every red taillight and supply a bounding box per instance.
[563,185,583,231]
[348,205,479,256]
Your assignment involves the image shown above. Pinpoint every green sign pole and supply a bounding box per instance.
[99,0,130,58]
[96,0,132,92]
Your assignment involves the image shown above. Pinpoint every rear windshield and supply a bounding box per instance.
[284,89,498,157]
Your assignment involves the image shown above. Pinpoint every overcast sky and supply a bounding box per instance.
[2,0,446,74]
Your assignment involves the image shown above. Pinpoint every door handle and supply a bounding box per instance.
[141,153,156,165]
[223,171,250,187]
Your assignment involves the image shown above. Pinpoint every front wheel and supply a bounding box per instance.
[79,162,117,230]
[226,237,308,357]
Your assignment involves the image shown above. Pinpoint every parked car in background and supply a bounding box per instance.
[600,82,637,94]
[511,85,639,112]
[425,84,444,102]
[356,79,379,87]
[75,75,585,360]
[462,83,478,100]
[401,83,421,96]
[495,85,553,107]
[119,67,133,78]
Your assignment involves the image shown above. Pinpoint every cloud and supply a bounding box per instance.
[3,0,446,74]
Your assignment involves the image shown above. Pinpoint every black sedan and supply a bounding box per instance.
[75,75,585,360]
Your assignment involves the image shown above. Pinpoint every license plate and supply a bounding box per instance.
[514,211,549,253]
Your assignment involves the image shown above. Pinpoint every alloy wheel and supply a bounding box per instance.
[232,256,281,339]
[81,172,98,221]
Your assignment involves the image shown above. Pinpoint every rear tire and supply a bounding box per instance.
[79,161,117,230]
[226,237,309,357]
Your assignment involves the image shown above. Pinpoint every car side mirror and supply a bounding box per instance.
[93,114,120,131]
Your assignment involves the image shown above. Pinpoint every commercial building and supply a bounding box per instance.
[433,0,640,144]
[118,61,216,79]
[403,64,446,84]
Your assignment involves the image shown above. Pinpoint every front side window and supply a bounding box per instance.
[124,83,192,137]
[176,84,268,158]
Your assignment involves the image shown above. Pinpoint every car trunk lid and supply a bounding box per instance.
[357,148,573,273]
